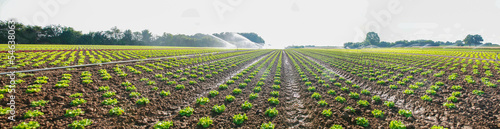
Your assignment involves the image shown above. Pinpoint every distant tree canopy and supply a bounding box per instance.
[343,32,495,49]
[0,21,265,47]
[463,34,483,46]
[237,32,265,44]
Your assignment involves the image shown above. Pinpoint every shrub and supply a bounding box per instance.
[233,113,248,125]
[179,106,194,116]
[212,104,226,114]
[264,107,278,117]
[198,116,213,128]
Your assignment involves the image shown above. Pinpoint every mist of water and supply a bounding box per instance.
[209,34,237,49]
[473,43,486,49]
[213,32,263,49]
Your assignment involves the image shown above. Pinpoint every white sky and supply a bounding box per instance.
[1,0,500,49]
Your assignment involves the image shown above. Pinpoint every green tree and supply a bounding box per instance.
[363,32,380,46]
[463,34,483,46]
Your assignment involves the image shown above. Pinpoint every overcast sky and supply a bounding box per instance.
[1,0,500,48]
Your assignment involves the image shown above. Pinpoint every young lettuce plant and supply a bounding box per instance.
[241,101,253,110]
[264,107,278,117]
[212,104,226,114]
[261,121,275,129]
[321,109,332,117]
[317,100,328,106]
[197,116,213,128]
[109,107,124,116]
[371,109,384,118]
[355,117,369,127]
[268,97,279,105]
[398,109,412,117]
[154,121,173,129]
[389,120,406,129]
[335,96,346,103]
[196,97,210,105]
[179,107,194,116]
[249,93,259,100]
[233,113,248,125]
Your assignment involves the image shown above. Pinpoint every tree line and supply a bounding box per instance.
[344,32,497,49]
[0,21,265,47]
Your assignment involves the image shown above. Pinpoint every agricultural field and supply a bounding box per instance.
[1,46,500,128]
